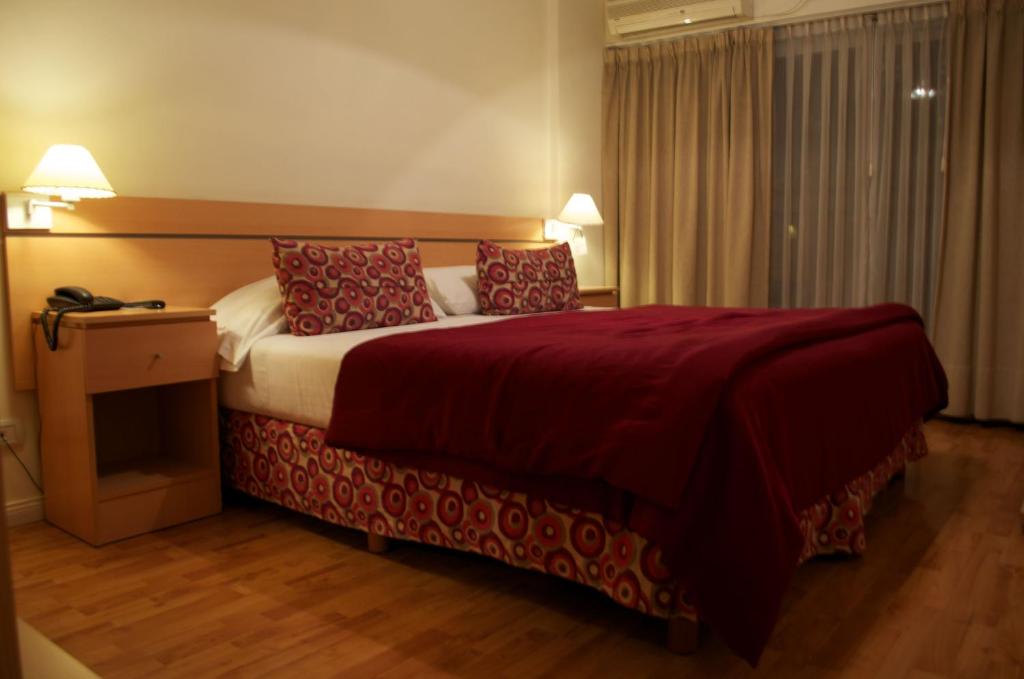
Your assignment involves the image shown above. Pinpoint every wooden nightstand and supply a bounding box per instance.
[32,307,221,545]
[580,286,619,308]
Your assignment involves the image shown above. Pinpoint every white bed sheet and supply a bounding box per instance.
[219,314,514,428]
[220,309,611,427]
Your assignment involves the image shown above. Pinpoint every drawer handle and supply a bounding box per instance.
[153,352,163,361]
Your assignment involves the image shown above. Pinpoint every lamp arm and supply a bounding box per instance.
[26,199,75,216]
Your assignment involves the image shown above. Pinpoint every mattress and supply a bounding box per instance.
[220,312,573,427]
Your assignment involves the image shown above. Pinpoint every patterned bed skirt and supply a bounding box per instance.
[221,410,927,624]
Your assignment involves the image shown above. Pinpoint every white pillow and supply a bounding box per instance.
[212,276,288,371]
[430,297,447,319]
[213,276,447,371]
[425,265,479,315]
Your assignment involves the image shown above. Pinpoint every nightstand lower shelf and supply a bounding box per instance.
[97,458,217,502]
[94,472,220,545]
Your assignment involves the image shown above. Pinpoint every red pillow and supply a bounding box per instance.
[476,240,583,315]
[271,237,436,336]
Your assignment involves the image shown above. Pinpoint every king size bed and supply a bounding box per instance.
[215,237,947,666]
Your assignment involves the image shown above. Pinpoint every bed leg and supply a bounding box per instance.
[366,532,391,554]
[891,467,907,488]
[666,616,699,654]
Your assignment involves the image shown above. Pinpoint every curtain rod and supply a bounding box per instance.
[605,0,948,47]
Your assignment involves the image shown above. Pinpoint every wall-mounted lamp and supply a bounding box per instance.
[23,143,116,210]
[557,193,603,229]
[7,144,116,229]
[544,193,603,257]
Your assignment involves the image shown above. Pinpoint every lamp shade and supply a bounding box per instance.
[557,193,603,226]
[22,144,116,201]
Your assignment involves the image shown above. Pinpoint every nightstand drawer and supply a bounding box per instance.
[84,320,217,393]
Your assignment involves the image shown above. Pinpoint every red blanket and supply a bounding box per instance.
[326,304,947,664]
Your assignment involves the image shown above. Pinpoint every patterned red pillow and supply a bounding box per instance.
[271,237,437,336]
[476,240,583,315]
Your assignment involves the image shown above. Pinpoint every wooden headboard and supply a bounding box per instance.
[1,193,545,390]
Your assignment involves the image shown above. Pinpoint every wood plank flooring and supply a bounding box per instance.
[7,420,1024,678]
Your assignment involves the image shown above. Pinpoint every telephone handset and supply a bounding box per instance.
[40,287,166,351]
[48,286,125,311]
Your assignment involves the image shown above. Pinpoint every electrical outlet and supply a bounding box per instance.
[0,419,20,446]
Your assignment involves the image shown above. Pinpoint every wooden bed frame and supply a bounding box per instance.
[0,192,546,391]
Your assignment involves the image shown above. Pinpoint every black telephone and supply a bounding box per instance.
[41,286,166,351]
[48,286,125,311]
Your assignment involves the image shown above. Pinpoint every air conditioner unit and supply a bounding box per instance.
[607,0,752,35]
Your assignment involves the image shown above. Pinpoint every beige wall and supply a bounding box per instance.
[0,0,606,514]
[556,0,606,285]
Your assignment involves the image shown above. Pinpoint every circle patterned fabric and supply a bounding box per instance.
[797,425,926,563]
[271,237,436,336]
[476,240,583,316]
[222,409,927,625]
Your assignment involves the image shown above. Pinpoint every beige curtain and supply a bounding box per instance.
[932,0,1024,421]
[603,29,773,308]
[770,7,948,322]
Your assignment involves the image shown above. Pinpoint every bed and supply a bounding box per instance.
[0,193,944,664]
[219,304,945,665]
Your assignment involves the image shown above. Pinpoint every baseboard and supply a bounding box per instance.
[5,496,43,527]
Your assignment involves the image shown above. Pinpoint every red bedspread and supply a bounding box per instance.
[325,304,947,664]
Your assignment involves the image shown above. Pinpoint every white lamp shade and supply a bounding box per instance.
[557,193,603,226]
[22,144,116,201]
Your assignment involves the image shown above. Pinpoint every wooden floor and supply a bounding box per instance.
[8,420,1024,678]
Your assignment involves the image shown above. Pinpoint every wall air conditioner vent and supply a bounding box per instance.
[607,0,752,35]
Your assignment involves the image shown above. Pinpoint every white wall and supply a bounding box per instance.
[0,0,606,517]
